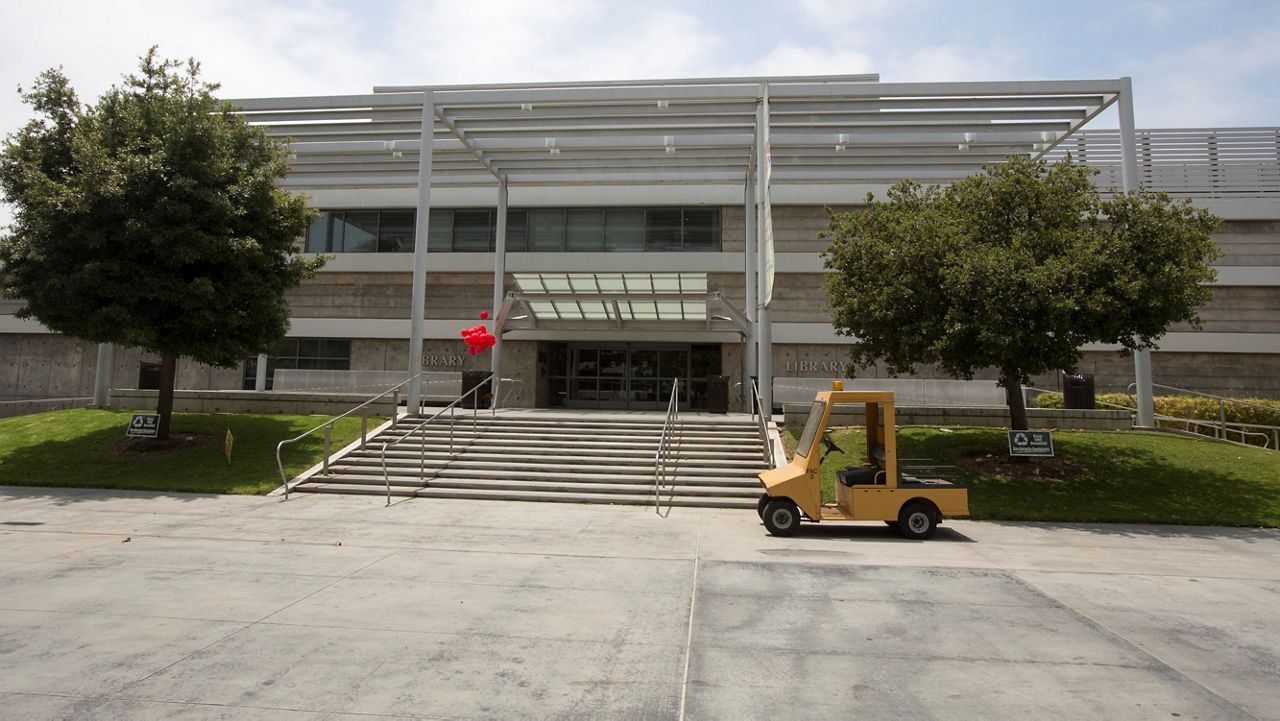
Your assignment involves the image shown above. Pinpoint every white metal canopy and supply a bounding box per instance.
[229,74,1121,189]
[501,272,749,334]
[227,73,1154,423]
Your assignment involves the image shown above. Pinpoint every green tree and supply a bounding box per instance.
[822,156,1220,431]
[0,48,323,439]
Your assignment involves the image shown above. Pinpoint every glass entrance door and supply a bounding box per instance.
[558,343,694,410]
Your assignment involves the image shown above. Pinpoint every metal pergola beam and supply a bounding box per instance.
[226,73,1133,420]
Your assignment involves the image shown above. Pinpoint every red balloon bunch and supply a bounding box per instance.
[460,311,496,356]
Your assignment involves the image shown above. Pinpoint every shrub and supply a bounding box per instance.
[1030,391,1280,427]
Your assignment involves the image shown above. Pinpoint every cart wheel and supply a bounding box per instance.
[763,498,802,537]
[897,502,937,540]
[757,493,771,520]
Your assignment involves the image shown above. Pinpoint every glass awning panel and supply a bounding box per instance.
[512,272,710,322]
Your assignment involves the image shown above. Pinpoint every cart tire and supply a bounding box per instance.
[763,498,802,537]
[897,502,937,540]
[757,494,771,520]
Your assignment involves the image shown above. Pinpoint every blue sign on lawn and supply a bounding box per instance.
[1008,430,1053,457]
[126,413,160,438]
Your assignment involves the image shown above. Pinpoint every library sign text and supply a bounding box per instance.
[783,359,852,374]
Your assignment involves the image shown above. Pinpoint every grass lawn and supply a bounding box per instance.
[0,409,380,495]
[782,425,1280,527]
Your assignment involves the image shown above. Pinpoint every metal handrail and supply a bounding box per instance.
[495,377,525,408]
[1029,383,1277,449]
[1126,382,1279,447]
[275,372,428,499]
[1154,415,1274,449]
[653,378,680,516]
[379,373,495,506]
[1125,382,1280,413]
[1022,386,1136,412]
[751,378,775,467]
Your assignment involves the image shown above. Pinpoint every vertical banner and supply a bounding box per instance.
[761,89,776,307]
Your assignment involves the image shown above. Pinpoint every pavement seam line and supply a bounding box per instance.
[68,547,405,720]
[1008,569,1262,721]
[677,521,703,721]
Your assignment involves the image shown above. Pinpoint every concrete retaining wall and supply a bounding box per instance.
[109,389,399,417]
[0,396,92,418]
[783,403,1132,431]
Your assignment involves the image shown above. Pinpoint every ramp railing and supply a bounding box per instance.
[653,378,680,516]
[1125,382,1277,449]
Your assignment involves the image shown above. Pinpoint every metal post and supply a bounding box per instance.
[92,343,114,407]
[491,178,508,409]
[1218,400,1227,440]
[754,86,774,418]
[254,352,268,392]
[407,90,435,416]
[322,424,332,474]
[1119,77,1155,429]
[743,174,758,409]
[360,409,368,450]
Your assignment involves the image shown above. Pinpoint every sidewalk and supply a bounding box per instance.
[2,486,1277,719]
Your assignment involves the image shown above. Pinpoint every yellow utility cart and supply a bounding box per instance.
[757,386,968,539]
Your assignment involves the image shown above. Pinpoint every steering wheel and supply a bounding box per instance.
[820,433,845,461]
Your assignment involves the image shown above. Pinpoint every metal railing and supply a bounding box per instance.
[1125,382,1278,449]
[1044,127,1280,199]
[1153,415,1274,448]
[378,373,495,506]
[653,378,680,516]
[275,373,427,499]
[1022,386,1136,412]
[751,378,775,468]
[493,377,525,409]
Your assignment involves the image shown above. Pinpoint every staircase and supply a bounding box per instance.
[288,410,774,508]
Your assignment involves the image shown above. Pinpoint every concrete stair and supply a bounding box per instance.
[289,410,773,508]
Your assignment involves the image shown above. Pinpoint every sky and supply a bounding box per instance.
[2,0,1279,136]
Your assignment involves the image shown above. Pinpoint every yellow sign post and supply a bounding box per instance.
[224,429,234,464]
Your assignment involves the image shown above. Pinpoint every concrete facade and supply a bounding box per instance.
[1,128,1277,408]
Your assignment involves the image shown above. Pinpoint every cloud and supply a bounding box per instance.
[382,1,723,85]
[744,43,875,77]
[796,0,898,27]
[0,0,382,133]
[1134,24,1280,126]
[880,42,1025,83]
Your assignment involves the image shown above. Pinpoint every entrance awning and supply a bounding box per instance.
[498,272,750,334]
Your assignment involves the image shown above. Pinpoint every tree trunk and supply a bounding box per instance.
[156,355,177,441]
[1002,373,1029,431]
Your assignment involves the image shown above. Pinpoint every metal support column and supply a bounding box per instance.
[406,90,435,415]
[1119,77,1155,428]
[92,343,114,407]
[754,88,774,417]
[491,177,508,408]
[743,174,758,406]
[254,352,268,392]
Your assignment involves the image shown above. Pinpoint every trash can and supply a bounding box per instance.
[705,375,729,414]
[1061,371,1096,410]
[461,370,492,409]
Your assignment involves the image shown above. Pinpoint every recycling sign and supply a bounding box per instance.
[126,413,160,438]
[1008,430,1053,457]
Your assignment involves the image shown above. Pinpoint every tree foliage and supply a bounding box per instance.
[1,49,324,437]
[821,155,1221,430]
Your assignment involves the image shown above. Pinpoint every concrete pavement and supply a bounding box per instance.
[1,486,1277,720]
